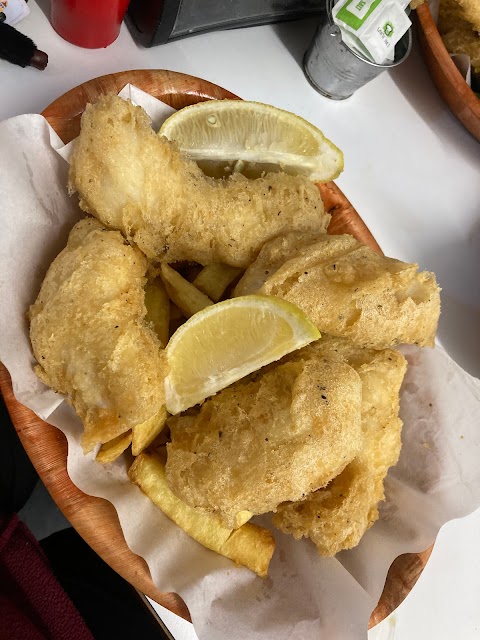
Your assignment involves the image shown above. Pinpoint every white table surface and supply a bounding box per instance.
[2,2,479,639]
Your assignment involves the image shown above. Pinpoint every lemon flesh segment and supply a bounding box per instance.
[164,295,320,414]
[159,100,344,183]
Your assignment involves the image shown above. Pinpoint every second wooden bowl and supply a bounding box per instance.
[416,2,480,142]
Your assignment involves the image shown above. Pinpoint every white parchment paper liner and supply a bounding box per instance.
[1,84,479,640]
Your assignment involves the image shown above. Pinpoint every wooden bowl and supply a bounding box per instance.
[416,2,480,142]
[0,69,432,631]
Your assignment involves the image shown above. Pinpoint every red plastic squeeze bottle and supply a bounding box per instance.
[51,0,130,49]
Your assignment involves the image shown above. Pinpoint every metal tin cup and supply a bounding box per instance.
[303,0,412,100]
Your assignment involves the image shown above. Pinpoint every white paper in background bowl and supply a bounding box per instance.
[1,84,480,640]
[429,0,440,23]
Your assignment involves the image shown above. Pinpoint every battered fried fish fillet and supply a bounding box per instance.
[68,95,329,268]
[29,218,166,453]
[273,338,407,555]
[235,233,440,349]
[233,231,320,297]
[165,356,363,528]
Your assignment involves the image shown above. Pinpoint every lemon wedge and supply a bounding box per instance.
[159,100,343,183]
[164,295,320,414]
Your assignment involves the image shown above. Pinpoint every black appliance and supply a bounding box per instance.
[126,0,323,48]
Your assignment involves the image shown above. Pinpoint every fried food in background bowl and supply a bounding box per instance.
[415,0,480,141]
[438,0,480,80]
[29,93,441,576]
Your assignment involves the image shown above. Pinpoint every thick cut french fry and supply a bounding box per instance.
[193,264,243,302]
[183,264,203,283]
[161,264,213,318]
[128,453,274,577]
[153,444,168,465]
[145,279,170,347]
[132,407,168,457]
[129,452,232,543]
[169,303,184,321]
[169,302,186,340]
[96,430,132,464]
[233,510,253,528]
[221,524,275,578]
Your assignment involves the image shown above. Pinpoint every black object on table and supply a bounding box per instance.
[0,22,48,70]
[0,394,171,640]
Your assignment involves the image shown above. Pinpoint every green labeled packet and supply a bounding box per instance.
[335,0,384,31]
[332,0,411,64]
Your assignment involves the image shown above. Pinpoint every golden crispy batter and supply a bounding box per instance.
[455,0,480,33]
[165,356,363,528]
[233,231,320,297]
[439,0,480,71]
[235,233,440,349]
[68,95,329,268]
[29,218,166,453]
[273,338,407,555]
